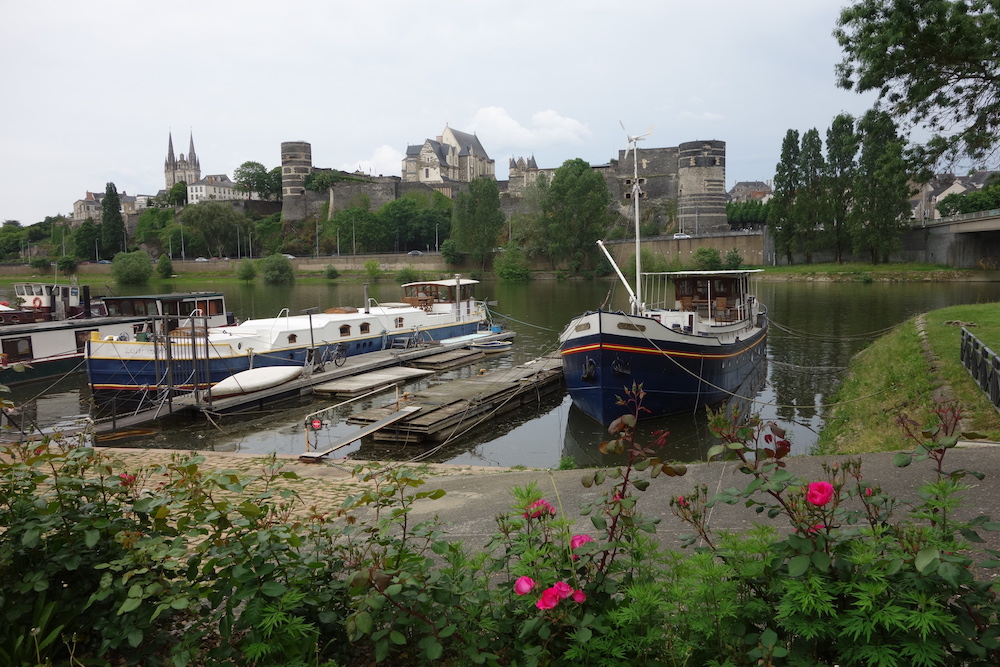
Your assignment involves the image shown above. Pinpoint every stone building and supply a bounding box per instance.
[728,181,773,203]
[164,131,201,189]
[188,174,242,204]
[402,125,495,184]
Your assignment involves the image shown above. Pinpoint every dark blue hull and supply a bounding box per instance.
[560,311,768,426]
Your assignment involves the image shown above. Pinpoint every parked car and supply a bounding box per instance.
[673,233,691,239]
[283,254,296,260]
[407,250,423,256]
[195,257,209,262]
[97,260,111,264]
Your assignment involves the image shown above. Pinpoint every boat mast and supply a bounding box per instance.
[620,122,651,315]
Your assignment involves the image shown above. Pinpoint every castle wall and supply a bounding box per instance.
[281,141,312,221]
[677,140,727,234]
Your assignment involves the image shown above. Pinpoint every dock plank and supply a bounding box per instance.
[312,367,434,397]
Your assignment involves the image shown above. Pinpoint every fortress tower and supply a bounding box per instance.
[164,131,201,190]
[281,141,313,220]
[677,140,727,234]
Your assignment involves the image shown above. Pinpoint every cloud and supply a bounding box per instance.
[678,111,726,122]
[339,145,405,179]
[468,107,591,149]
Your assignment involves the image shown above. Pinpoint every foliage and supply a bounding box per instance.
[234,161,282,201]
[452,178,505,270]
[794,128,826,264]
[155,253,174,279]
[692,246,723,271]
[73,218,100,260]
[100,182,126,258]
[257,253,295,285]
[167,181,187,207]
[723,248,744,270]
[28,257,49,271]
[541,159,612,272]
[769,129,801,264]
[825,113,860,263]
[439,238,462,265]
[394,266,420,284]
[304,169,360,191]
[937,178,1000,216]
[134,207,175,246]
[110,251,153,285]
[57,255,77,274]
[836,0,1000,168]
[726,200,770,229]
[180,202,248,259]
[324,264,339,280]
[330,207,384,254]
[363,259,382,281]
[493,245,531,281]
[850,110,914,264]
[236,258,258,283]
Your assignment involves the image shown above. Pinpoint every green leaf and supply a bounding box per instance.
[354,611,373,635]
[260,580,286,597]
[84,529,100,549]
[426,640,443,660]
[787,554,810,577]
[575,627,593,644]
[127,629,143,648]
[706,444,727,459]
[915,547,939,573]
[118,597,141,614]
[760,627,778,648]
[892,452,913,467]
[390,630,407,645]
[811,550,831,572]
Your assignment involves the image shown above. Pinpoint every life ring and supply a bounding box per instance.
[31,297,41,308]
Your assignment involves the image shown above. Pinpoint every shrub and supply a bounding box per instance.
[395,266,419,284]
[29,257,49,271]
[258,253,294,285]
[236,258,257,283]
[724,247,744,269]
[363,259,382,281]
[155,253,173,279]
[493,246,531,281]
[57,255,78,274]
[110,251,153,285]
[324,264,339,280]
[692,246,723,270]
[440,238,462,264]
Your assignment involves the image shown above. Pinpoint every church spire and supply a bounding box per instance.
[165,131,176,167]
[187,131,198,167]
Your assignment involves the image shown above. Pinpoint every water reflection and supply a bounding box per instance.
[3,278,1000,467]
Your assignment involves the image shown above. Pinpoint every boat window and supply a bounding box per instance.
[134,301,146,316]
[360,322,371,334]
[71,287,79,298]
[106,302,120,316]
[339,325,351,337]
[618,322,646,332]
[394,317,404,328]
[33,285,44,296]
[287,334,297,344]
[574,322,591,332]
[2,337,32,362]
[14,285,25,297]
[120,300,134,316]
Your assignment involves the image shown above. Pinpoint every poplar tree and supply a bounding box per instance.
[824,114,859,264]
[100,182,126,258]
[850,110,913,264]
[768,130,801,264]
[795,129,826,264]
[452,178,505,270]
[540,159,611,272]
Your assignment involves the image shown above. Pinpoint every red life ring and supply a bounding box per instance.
[31,297,42,308]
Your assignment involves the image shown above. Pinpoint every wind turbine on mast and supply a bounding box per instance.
[620,121,652,315]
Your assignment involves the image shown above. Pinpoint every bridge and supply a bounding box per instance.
[909,210,1000,269]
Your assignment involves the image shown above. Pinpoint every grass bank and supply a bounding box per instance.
[816,302,1000,454]
[757,261,982,282]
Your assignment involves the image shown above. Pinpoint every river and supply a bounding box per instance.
[5,277,1000,468]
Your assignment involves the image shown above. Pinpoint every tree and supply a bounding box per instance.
[540,159,612,272]
[110,251,153,285]
[824,114,859,263]
[156,254,174,279]
[57,256,77,275]
[692,247,724,271]
[74,218,100,260]
[179,202,246,258]
[167,181,188,207]
[234,162,280,200]
[794,128,826,263]
[850,111,914,264]
[836,0,1000,168]
[440,239,462,264]
[452,178,506,269]
[768,130,801,264]
[236,258,257,283]
[257,253,294,285]
[100,182,126,257]
[493,246,531,281]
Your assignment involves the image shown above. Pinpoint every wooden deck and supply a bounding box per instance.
[344,355,564,444]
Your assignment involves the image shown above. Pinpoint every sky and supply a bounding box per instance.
[1,1,879,226]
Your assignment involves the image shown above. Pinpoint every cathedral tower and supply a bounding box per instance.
[164,131,201,190]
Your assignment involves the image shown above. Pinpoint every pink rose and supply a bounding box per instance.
[571,533,594,561]
[514,576,535,596]
[551,581,573,599]
[806,481,834,506]
[808,523,825,534]
[524,499,556,519]
[119,473,136,487]
[572,589,586,603]
[535,588,561,610]
[865,487,873,497]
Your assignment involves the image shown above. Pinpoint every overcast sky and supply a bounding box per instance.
[1,1,879,225]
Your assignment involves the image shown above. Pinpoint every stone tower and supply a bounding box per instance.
[281,141,313,220]
[164,131,201,190]
[677,140,727,234]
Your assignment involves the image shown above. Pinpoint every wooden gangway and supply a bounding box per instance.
[298,406,422,462]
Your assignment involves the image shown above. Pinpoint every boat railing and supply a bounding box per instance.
[269,308,291,337]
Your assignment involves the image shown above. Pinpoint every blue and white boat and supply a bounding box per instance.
[86,277,488,409]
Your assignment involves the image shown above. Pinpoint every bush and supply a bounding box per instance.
[110,251,153,285]
[440,238,462,264]
[364,259,382,281]
[493,246,531,281]
[692,246,723,270]
[236,258,257,283]
[324,264,339,280]
[257,253,294,285]
[155,253,174,279]
[29,257,49,271]
[395,266,419,284]
[724,247,744,269]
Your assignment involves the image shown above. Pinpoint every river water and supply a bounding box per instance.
[5,277,1000,468]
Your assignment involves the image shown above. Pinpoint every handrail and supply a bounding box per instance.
[960,327,1000,413]
[302,385,400,451]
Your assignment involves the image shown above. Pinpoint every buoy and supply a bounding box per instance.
[32,297,41,308]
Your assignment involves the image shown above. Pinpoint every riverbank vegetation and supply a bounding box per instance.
[817,303,1000,454]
